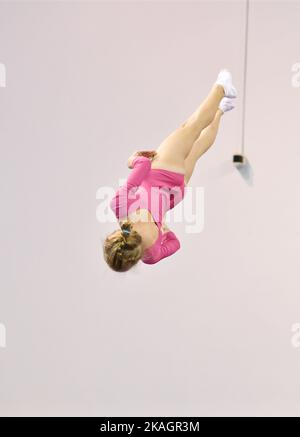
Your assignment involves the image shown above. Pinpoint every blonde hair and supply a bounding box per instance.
[103,220,143,272]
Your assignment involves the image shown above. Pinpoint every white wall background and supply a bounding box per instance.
[0,0,300,416]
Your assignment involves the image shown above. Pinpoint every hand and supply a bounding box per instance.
[127,150,157,168]
[127,150,139,169]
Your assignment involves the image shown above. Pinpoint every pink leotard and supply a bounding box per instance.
[110,156,186,264]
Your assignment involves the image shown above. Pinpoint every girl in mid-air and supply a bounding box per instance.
[104,70,237,271]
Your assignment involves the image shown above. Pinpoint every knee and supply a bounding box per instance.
[180,119,200,139]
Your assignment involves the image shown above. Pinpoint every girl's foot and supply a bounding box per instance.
[215,69,237,98]
[219,97,235,113]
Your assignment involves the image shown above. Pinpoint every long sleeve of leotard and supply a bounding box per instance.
[143,230,181,264]
[159,230,181,260]
[110,156,151,219]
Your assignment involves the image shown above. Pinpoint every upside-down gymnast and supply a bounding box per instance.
[104,70,237,271]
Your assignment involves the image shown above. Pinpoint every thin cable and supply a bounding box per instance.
[241,0,249,155]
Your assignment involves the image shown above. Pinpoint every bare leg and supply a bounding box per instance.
[184,108,223,184]
[152,84,224,173]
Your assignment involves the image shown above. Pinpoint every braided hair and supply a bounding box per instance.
[103,220,143,272]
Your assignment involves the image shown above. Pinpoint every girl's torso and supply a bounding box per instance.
[111,157,186,263]
[126,166,186,227]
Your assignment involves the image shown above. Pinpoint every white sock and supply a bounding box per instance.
[219,97,235,113]
[215,69,237,98]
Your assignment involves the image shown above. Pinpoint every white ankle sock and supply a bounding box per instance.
[215,69,237,98]
[219,97,235,113]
